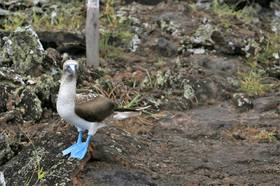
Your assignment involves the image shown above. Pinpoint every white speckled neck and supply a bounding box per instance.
[57,74,76,117]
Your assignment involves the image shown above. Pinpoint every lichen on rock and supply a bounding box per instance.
[0,133,20,166]
[0,25,62,122]
[17,87,43,121]
[2,26,45,76]
[34,75,59,110]
[0,67,23,112]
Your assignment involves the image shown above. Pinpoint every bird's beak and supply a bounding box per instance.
[69,64,76,73]
[66,64,77,74]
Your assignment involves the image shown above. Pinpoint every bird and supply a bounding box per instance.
[56,60,137,160]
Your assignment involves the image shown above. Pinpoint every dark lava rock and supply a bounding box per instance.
[0,124,147,185]
[267,64,280,79]
[0,67,24,85]
[37,31,85,56]
[142,54,247,110]
[81,103,280,185]
[34,75,59,110]
[211,30,244,56]
[0,127,81,185]
[193,55,244,75]
[0,27,61,122]
[193,79,220,103]
[0,134,20,166]
[223,0,273,9]
[80,163,161,186]
[253,96,280,112]
[0,68,23,112]
[18,88,42,121]
[44,48,63,68]
[188,22,255,57]
[124,0,164,5]
[1,26,45,76]
[0,83,14,112]
[156,37,177,57]
[1,102,280,185]
[0,0,30,11]
[0,67,59,122]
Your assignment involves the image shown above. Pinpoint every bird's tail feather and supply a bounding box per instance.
[113,106,150,120]
[113,111,140,120]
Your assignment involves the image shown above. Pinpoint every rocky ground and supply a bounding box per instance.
[0,0,280,185]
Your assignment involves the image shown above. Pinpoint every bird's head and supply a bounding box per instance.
[62,60,79,79]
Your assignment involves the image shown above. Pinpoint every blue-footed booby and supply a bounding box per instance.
[57,60,136,159]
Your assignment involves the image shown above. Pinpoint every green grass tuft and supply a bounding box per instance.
[212,0,254,24]
[239,71,268,95]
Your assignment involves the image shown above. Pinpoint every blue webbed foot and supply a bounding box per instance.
[62,131,83,156]
[70,142,89,159]
[70,135,93,160]
[62,143,82,155]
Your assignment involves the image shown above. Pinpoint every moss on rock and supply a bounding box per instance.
[0,133,20,166]
[17,87,42,121]
[35,75,59,109]
[3,26,45,76]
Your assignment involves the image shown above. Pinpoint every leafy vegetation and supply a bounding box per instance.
[212,0,254,24]
[22,131,46,186]
[1,4,84,31]
[1,0,133,61]
[31,6,84,31]
[239,71,268,96]
[99,31,125,60]
[256,34,280,64]
[239,32,280,95]
[92,79,142,109]
[123,94,141,109]
[2,13,27,31]
[99,0,133,60]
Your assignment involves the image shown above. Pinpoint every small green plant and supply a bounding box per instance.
[256,34,280,64]
[141,68,170,90]
[142,70,156,89]
[101,0,118,29]
[2,13,27,31]
[21,129,46,186]
[99,0,133,60]
[189,3,197,11]
[99,32,124,60]
[32,12,52,30]
[54,11,83,30]
[123,94,141,109]
[239,71,268,95]
[37,165,46,181]
[32,7,84,31]
[256,44,275,64]
[93,79,142,110]
[212,0,254,24]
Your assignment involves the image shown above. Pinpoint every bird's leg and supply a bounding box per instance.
[69,124,104,160]
[62,128,84,156]
[70,134,93,160]
[76,130,83,143]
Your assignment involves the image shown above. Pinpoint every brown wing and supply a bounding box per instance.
[75,96,116,122]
